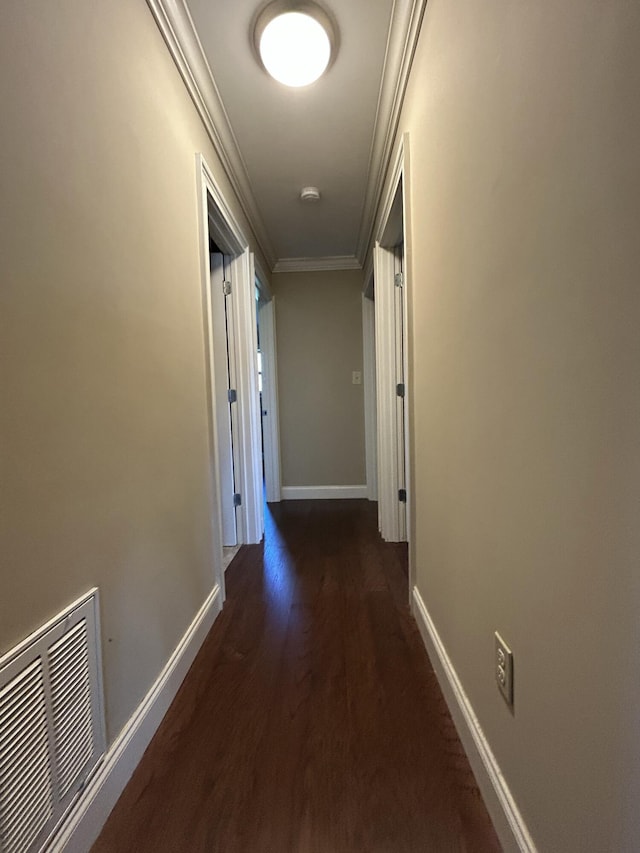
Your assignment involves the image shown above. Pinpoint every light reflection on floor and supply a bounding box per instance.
[261,501,295,618]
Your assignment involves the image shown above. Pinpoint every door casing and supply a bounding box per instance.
[257,290,282,504]
[196,153,265,600]
[209,251,240,546]
[371,136,412,558]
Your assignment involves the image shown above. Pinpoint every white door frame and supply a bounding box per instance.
[374,242,404,541]
[230,249,264,544]
[362,289,378,502]
[373,136,411,545]
[209,251,239,546]
[258,295,282,503]
[196,154,264,574]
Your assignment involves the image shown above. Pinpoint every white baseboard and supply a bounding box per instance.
[281,485,368,500]
[411,587,537,853]
[49,584,223,852]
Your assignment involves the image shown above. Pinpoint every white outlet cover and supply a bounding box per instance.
[495,631,514,708]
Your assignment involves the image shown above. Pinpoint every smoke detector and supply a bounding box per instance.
[300,186,321,202]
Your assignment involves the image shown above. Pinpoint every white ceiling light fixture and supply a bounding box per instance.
[254,2,337,88]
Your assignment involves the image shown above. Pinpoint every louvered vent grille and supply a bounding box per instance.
[0,661,54,853]
[48,621,95,799]
[0,590,105,853]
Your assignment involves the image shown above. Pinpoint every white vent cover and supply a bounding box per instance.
[0,590,105,853]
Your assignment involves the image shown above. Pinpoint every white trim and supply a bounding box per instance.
[197,155,264,548]
[411,587,537,853]
[209,252,237,547]
[373,136,410,544]
[399,135,414,588]
[272,255,362,273]
[281,485,367,500]
[374,241,402,540]
[225,256,246,545]
[246,251,265,540]
[230,250,264,544]
[205,173,246,256]
[356,0,428,264]
[49,585,223,853]
[145,0,276,269]
[362,295,378,501]
[197,153,233,590]
[259,299,282,503]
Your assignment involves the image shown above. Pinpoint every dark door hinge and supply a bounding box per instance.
[398,489,407,503]
[394,272,404,288]
[396,383,405,398]
[228,388,237,404]
[233,493,242,507]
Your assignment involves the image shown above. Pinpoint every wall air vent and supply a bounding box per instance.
[0,590,105,853]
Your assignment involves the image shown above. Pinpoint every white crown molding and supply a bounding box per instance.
[355,0,428,266]
[272,255,362,274]
[146,0,276,270]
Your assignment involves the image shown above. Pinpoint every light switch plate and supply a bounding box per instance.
[352,371,362,385]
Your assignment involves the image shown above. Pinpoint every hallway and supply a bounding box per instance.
[93,501,500,852]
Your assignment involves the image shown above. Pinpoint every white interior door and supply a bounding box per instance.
[210,252,238,546]
[374,240,407,543]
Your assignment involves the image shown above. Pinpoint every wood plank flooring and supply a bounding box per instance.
[93,500,501,852]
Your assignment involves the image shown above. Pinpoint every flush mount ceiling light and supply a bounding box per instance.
[254,2,337,88]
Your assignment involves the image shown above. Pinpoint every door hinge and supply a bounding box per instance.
[398,488,407,503]
[223,280,232,296]
[233,493,242,507]
[394,272,404,288]
[227,388,237,404]
[396,383,405,398]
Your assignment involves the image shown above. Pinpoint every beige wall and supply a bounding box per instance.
[389,0,640,849]
[272,270,366,487]
[0,0,266,742]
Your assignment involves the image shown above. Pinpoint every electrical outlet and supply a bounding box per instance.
[495,632,514,707]
[352,370,362,385]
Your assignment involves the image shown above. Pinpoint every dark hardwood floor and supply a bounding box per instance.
[93,500,501,852]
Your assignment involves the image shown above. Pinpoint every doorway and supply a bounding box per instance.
[372,141,410,546]
[196,154,265,597]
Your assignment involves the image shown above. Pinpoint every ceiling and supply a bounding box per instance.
[149,0,425,272]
